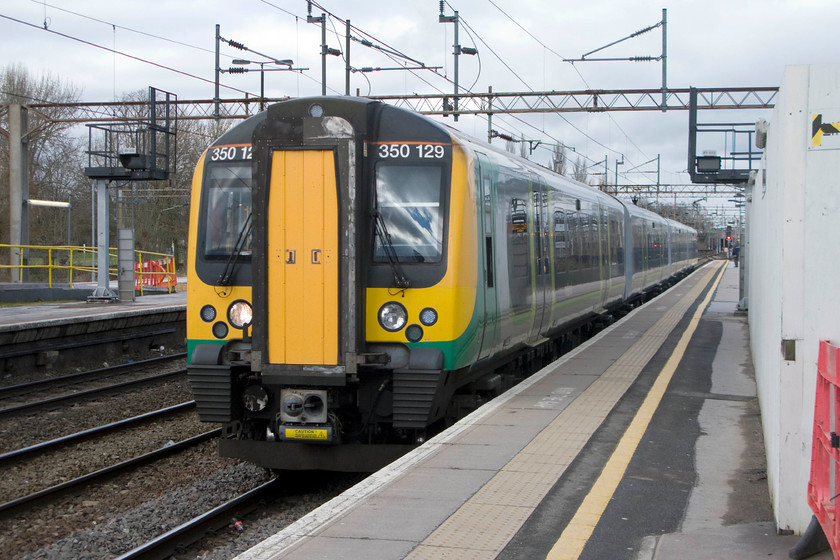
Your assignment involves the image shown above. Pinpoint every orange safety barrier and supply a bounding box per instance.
[808,339,840,558]
[134,257,178,291]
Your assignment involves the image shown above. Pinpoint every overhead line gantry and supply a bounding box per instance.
[20,86,778,123]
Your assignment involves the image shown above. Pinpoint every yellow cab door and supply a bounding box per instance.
[266,150,339,365]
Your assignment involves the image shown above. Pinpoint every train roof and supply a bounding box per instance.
[205,98,695,235]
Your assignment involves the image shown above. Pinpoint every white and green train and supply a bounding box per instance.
[186,97,697,471]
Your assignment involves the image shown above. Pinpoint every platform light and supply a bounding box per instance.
[696,155,721,172]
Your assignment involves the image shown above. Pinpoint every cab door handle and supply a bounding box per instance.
[311,249,321,264]
[286,250,296,264]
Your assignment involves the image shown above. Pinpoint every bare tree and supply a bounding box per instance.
[572,156,588,184]
[0,64,86,249]
[551,144,566,176]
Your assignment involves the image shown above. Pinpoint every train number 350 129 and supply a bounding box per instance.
[378,143,445,159]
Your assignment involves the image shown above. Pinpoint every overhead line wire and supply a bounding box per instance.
[0,13,254,97]
[451,8,612,170]
[25,1,329,98]
[484,0,660,183]
[30,0,216,56]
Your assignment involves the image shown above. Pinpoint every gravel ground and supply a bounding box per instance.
[17,460,272,560]
[0,375,193,454]
[0,360,359,560]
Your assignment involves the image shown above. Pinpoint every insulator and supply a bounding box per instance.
[440,1,445,15]
[227,67,247,74]
[227,39,246,50]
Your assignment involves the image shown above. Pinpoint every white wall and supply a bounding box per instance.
[749,64,840,532]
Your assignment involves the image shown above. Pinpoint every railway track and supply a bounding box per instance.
[0,428,221,517]
[0,354,204,518]
[0,352,186,399]
[114,479,282,560]
[0,400,196,464]
[0,354,187,417]
[0,347,367,560]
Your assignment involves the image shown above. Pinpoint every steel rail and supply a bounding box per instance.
[0,429,221,517]
[0,353,186,399]
[0,368,187,418]
[0,401,196,464]
[113,478,281,560]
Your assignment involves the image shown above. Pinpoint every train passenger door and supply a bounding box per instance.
[476,156,498,360]
[598,205,610,306]
[530,177,551,343]
[266,150,339,365]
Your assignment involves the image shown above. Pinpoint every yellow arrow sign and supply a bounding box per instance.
[812,114,840,146]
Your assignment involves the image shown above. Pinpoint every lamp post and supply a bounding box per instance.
[27,199,71,246]
[229,58,294,111]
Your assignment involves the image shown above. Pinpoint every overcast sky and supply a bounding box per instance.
[2,0,838,203]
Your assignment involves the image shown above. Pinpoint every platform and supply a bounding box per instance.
[234,261,831,560]
[0,290,185,373]
[0,290,185,331]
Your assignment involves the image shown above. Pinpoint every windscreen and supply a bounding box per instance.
[202,163,252,258]
[374,164,444,263]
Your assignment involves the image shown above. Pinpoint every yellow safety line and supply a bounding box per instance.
[546,261,727,560]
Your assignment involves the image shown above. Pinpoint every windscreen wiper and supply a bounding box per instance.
[373,210,410,289]
[217,212,252,287]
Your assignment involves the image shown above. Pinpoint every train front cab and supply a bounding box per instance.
[190,98,484,471]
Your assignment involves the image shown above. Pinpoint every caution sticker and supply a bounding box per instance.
[812,114,840,147]
[284,428,329,441]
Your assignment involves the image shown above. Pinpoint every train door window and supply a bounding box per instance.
[651,223,662,268]
[501,170,531,314]
[373,164,444,263]
[579,208,594,283]
[202,163,252,258]
[534,186,550,276]
[634,222,644,271]
[483,175,494,288]
[566,211,579,282]
[610,208,623,276]
[598,206,608,277]
[553,209,567,286]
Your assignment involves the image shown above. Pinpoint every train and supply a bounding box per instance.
[186,97,697,472]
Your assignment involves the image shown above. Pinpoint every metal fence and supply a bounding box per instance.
[0,244,177,294]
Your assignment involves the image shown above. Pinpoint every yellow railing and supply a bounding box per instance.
[0,244,178,294]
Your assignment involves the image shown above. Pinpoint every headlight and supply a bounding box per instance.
[212,322,228,339]
[227,300,253,329]
[378,302,407,332]
[419,307,438,326]
[405,324,424,342]
[242,385,269,412]
[200,305,216,322]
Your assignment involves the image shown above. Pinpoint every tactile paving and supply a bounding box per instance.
[404,263,722,560]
